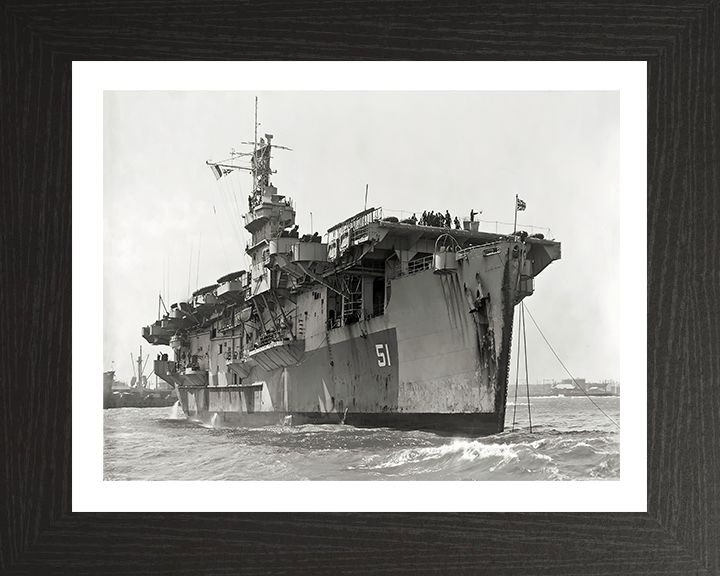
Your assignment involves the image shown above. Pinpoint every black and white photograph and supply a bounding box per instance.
[102,86,622,483]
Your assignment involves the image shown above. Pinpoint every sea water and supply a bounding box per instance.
[103,396,619,481]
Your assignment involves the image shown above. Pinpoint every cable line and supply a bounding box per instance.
[511,313,522,431]
[214,171,248,268]
[511,301,533,432]
[218,175,243,249]
[524,304,620,429]
[521,303,532,431]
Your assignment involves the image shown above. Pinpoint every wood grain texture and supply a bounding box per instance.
[1,1,718,574]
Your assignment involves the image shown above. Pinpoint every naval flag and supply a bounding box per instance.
[210,165,233,180]
[516,197,527,211]
[210,164,224,180]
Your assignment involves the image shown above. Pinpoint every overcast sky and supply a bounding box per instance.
[104,91,619,386]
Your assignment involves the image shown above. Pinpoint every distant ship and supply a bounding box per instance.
[142,109,561,435]
[513,379,620,397]
[103,347,177,409]
[550,378,618,397]
[103,370,115,409]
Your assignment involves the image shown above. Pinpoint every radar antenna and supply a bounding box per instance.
[205,97,291,211]
[246,97,291,208]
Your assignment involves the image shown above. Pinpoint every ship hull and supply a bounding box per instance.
[192,407,502,436]
[104,394,178,409]
[169,244,525,436]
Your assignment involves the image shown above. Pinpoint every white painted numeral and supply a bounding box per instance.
[375,343,391,367]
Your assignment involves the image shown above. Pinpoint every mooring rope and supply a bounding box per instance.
[521,303,532,431]
[511,301,533,433]
[511,313,522,431]
[524,304,620,429]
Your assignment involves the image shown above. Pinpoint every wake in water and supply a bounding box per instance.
[168,401,183,420]
[104,397,620,481]
[346,427,618,480]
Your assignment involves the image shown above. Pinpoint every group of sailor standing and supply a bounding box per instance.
[414,209,480,229]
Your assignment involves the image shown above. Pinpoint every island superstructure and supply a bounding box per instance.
[142,124,561,435]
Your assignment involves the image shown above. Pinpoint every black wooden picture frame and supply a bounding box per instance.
[1,2,718,574]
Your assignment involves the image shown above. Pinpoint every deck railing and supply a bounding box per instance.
[388,254,434,279]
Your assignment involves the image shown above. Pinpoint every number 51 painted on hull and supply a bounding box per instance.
[375,343,391,367]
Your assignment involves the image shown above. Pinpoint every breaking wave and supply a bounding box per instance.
[346,432,617,480]
[104,396,620,481]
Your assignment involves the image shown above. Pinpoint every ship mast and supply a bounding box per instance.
[247,98,291,210]
[206,98,290,213]
[253,96,258,203]
[137,346,143,389]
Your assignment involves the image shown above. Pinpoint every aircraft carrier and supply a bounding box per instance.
[142,116,561,435]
